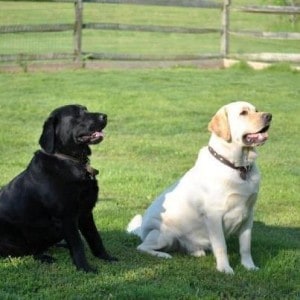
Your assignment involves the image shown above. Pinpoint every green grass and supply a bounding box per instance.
[0,1,299,58]
[0,66,299,299]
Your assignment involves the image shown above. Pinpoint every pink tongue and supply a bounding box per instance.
[246,132,268,143]
[92,131,104,139]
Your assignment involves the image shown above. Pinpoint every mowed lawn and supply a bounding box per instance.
[0,65,299,299]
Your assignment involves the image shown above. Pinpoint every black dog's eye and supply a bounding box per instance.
[78,108,88,118]
[240,110,248,116]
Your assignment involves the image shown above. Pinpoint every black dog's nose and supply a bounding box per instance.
[263,113,272,122]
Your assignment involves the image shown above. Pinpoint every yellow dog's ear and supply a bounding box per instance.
[208,107,231,142]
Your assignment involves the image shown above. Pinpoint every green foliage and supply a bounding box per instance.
[0,67,299,299]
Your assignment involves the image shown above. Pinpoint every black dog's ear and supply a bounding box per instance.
[39,116,56,153]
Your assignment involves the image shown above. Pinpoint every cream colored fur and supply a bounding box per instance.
[127,101,271,274]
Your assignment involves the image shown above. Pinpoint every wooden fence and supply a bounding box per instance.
[0,0,300,67]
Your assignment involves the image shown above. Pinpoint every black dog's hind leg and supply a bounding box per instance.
[79,212,118,262]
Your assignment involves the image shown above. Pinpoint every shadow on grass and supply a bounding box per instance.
[227,221,299,265]
[0,222,299,298]
[102,223,300,298]
[1,221,298,272]
[109,222,299,298]
[103,220,300,277]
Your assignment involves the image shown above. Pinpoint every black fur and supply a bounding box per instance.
[0,104,117,272]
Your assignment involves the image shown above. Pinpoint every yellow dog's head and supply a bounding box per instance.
[208,101,272,147]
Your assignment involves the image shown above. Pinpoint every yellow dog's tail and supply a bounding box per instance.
[126,214,142,238]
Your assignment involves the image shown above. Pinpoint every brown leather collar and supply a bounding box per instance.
[208,146,251,180]
[40,150,99,178]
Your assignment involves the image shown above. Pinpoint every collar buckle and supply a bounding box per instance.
[208,146,252,180]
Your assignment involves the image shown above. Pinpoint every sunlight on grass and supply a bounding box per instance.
[0,67,299,299]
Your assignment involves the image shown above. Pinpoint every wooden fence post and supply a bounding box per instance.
[74,0,83,62]
[221,0,230,58]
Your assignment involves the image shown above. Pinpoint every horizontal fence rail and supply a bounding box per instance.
[0,53,74,62]
[0,23,220,34]
[237,5,300,14]
[0,24,74,34]
[85,0,222,8]
[83,23,220,34]
[230,30,300,40]
[84,52,221,60]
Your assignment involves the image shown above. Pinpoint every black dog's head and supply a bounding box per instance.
[39,105,107,161]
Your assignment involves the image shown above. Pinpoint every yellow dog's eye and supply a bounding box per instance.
[240,110,248,116]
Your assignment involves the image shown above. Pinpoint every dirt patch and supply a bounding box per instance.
[0,59,224,73]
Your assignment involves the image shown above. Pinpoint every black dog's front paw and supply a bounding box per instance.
[106,255,118,262]
[34,253,56,264]
[78,265,98,274]
[98,253,118,262]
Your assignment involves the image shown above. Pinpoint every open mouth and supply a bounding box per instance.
[243,125,270,146]
[77,131,105,145]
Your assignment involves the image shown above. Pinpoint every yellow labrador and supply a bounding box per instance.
[127,101,272,274]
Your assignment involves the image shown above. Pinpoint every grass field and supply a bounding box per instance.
[0,1,299,58]
[0,65,299,299]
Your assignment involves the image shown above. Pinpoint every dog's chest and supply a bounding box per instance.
[72,180,99,209]
[223,192,258,236]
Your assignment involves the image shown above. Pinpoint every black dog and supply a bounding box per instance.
[0,104,117,272]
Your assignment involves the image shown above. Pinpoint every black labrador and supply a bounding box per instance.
[0,104,117,272]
